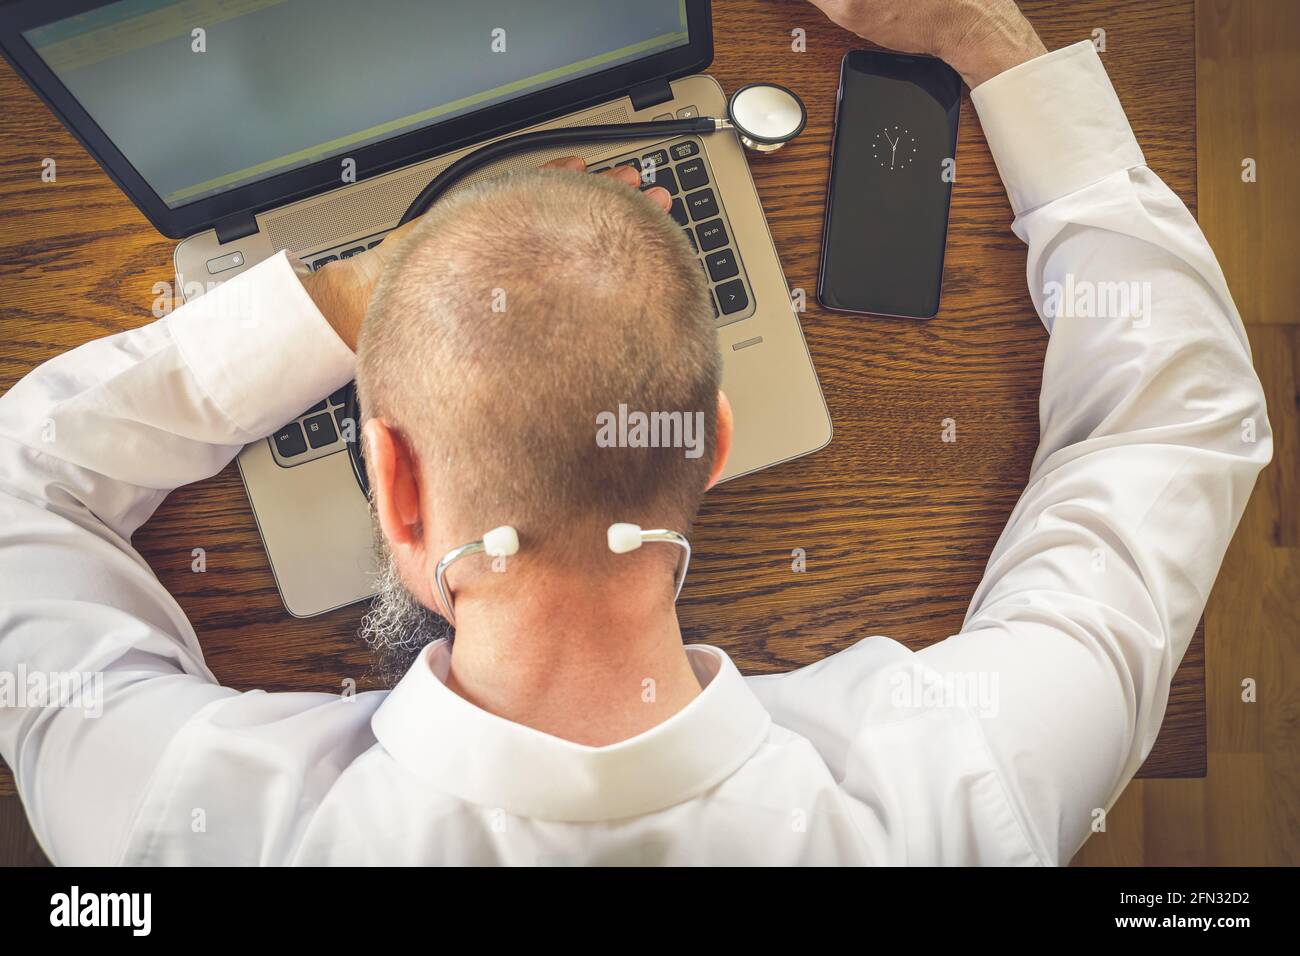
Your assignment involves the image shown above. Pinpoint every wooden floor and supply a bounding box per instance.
[0,0,1294,866]
[1072,0,1299,866]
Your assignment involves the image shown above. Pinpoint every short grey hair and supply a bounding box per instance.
[356,169,720,564]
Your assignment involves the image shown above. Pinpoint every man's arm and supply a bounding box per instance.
[0,162,660,863]
[787,1,1271,863]
[913,41,1271,861]
[0,252,357,863]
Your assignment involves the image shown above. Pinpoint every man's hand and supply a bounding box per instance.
[808,0,1046,88]
[303,159,670,349]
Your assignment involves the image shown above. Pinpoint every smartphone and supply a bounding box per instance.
[818,50,962,318]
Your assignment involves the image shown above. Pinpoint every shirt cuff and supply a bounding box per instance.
[970,40,1146,217]
[168,251,356,439]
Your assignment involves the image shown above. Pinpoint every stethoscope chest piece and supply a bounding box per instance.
[726,83,807,152]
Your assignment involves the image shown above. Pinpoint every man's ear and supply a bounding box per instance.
[364,418,425,551]
[705,390,734,491]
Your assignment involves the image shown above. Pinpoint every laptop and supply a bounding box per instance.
[1,0,832,617]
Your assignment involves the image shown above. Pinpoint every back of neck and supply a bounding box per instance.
[443,576,701,746]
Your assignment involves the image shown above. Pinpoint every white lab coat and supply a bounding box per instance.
[0,42,1270,865]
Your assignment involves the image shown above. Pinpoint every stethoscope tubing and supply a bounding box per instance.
[345,86,804,498]
[399,116,721,224]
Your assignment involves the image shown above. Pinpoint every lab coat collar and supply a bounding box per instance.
[371,639,771,822]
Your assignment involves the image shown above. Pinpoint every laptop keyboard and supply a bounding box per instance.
[269,133,753,468]
[268,385,356,468]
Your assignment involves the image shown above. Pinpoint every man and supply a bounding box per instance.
[0,0,1270,865]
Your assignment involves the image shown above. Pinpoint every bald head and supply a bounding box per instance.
[356,169,721,564]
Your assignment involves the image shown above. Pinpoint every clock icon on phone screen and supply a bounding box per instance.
[872,125,917,170]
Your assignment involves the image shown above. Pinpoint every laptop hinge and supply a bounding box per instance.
[214,212,259,245]
[628,78,674,112]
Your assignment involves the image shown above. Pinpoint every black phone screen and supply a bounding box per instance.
[818,51,962,318]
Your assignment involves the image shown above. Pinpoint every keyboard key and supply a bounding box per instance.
[706,248,739,281]
[643,149,670,168]
[304,400,327,415]
[686,188,718,221]
[589,166,611,174]
[303,412,338,449]
[683,229,697,252]
[312,255,337,270]
[368,238,384,248]
[669,198,688,226]
[642,165,678,195]
[677,159,709,191]
[273,422,307,457]
[340,246,366,259]
[696,219,728,251]
[329,386,350,406]
[616,158,641,173]
[671,141,699,160]
[715,278,749,315]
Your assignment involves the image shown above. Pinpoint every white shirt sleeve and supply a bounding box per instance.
[912,41,1272,861]
[0,252,356,864]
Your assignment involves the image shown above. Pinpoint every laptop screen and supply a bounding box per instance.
[24,0,690,209]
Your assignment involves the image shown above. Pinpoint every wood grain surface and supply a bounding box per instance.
[0,0,1203,808]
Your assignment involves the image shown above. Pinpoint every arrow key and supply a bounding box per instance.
[715,278,749,315]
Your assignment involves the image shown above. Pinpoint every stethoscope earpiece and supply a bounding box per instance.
[433,522,691,625]
[607,522,647,554]
[434,524,519,625]
[481,525,520,559]
[606,523,692,602]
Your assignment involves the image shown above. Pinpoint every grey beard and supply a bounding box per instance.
[358,538,453,687]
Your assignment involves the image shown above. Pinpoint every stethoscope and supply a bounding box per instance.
[340,82,806,619]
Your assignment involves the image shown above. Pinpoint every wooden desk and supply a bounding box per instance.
[0,0,1202,797]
